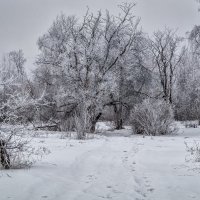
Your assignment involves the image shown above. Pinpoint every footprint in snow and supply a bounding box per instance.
[86,174,97,182]
[112,189,122,194]
[98,194,113,199]
[147,188,155,192]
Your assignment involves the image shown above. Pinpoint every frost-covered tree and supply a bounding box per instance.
[174,44,200,121]
[106,35,151,129]
[0,51,48,169]
[149,28,185,104]
[36,3,142,133]
[189,25,200,56]
[0,50,28,122]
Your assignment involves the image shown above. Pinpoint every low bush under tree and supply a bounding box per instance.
[130,98,177,136]
[0,127,47,169]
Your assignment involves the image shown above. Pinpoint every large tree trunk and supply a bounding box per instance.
[115,118,123,130]
[115,103,123,130]
[109,93,124,130]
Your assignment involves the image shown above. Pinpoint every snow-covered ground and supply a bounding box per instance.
[1,123,200,200]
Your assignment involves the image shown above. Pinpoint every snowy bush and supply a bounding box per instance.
[0,127,49,169]
[130,98,176,136]
[184,121,198,128]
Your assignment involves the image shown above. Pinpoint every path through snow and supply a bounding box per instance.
[0,126,200,200]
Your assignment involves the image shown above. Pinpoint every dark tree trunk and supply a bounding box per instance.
[109,93,124,130]
[115,118,123,130]
[115,103,123,130]
[89,112,102,133]
[0,140,10,169]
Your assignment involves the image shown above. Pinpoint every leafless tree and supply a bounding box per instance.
[189,25,200,56]
[149,28,185,104]
[36,3,142,133]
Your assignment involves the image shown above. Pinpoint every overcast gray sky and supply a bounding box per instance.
[0,0,199,73]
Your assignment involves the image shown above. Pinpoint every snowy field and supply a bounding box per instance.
[1,123,200,200]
